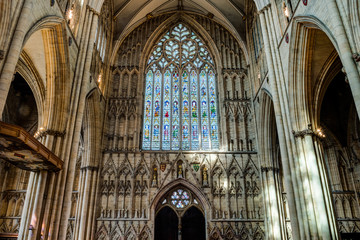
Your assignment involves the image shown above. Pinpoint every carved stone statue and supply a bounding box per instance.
[203,166,208,186]
[178,163,183,178]
[152,167,158,187]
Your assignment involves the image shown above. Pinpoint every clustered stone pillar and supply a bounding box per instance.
[57,6,100,240]
[258,5,301,240]
[261,166,287,240]
[292,129,338,239]
[329,0,360,116]
[74,166,99,240]
[0,0,32,116]
[18,131,62,239]
[0,0,11,62]
[258,2,338,239]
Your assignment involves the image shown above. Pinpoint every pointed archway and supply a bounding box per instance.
[154,186,206,240]
[155,206,178,240]
[182,206,206,240]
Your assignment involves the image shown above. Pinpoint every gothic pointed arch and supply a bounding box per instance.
[150,179,211,213]
[23,16,71,132]
[141,21,220,151]
[99,9,258,240]
[287,16,360,238]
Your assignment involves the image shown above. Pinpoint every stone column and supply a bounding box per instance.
[348,0,360,53]
[74,166,99,240]
[329,0,360,117]
[17,171,48,240]
[258,5,301,240]
[292,128,338,239]
[56,7,100,240]
[261,167,286,240]
[0,0,32,115]
[0,0,11,61]
[17,131,60,240]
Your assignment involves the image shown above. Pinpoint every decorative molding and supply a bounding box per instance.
[103,149,258,154]
[86,5,100,16]
[146,13,154,20]
[261,167,279,173]
[353,53,360,62]
[258,3,271,14]
[38,129,66,138]
[292,124,314,138]
[292,124,326,140]
[81,166,99,171]
[222,68,247,75]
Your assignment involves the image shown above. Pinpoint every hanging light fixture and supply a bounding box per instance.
[284,7,290,17]
[68,9,73,20]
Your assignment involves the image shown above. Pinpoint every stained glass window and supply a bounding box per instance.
[171,189,190,209]
[142,23,219,150]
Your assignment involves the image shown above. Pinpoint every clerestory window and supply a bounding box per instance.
[142,23,219,151]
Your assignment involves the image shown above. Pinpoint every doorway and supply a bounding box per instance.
[182,207,206,240]
[155,206,178,240]
[155,188,206,240]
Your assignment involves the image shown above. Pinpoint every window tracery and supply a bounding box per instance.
[142,23,219,151]
[171,189,190,209]
[159,187,199,213]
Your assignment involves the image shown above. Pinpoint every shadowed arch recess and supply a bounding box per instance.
[182,206,206,240]
[155,187,206,240]
[155,206,178,240]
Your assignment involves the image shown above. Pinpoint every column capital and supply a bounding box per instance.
[35,129,66,139]
[81,166,99,171]
[292,124,326,140]
[261,166,280,173]
[292,124,314,138]
[86,5,100,16]
[258,3,271,14]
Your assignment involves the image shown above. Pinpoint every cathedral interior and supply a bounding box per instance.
[0,0,360,239]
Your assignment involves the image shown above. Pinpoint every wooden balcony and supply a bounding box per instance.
[0,121,63,171]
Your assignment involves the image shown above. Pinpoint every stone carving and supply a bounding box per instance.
[152,167,157,187]
[202,166,208,186]
[97,13,260,239]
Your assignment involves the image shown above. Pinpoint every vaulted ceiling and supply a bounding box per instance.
[113,0,249,41]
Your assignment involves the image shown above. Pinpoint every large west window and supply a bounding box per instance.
[142,23,219,150]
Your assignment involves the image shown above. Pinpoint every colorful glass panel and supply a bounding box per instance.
[170,189,190,209]
[171,191,179,199]
[142,23,219,150]
[182,70,190,150]
[200,70,210,150]
[151,70,162,149]
[162,70,171,150]
[190,70,199,150]
[172,70,180,150]
[176,201,184,208]
[209,70,219,149]
[142,70,153,150]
